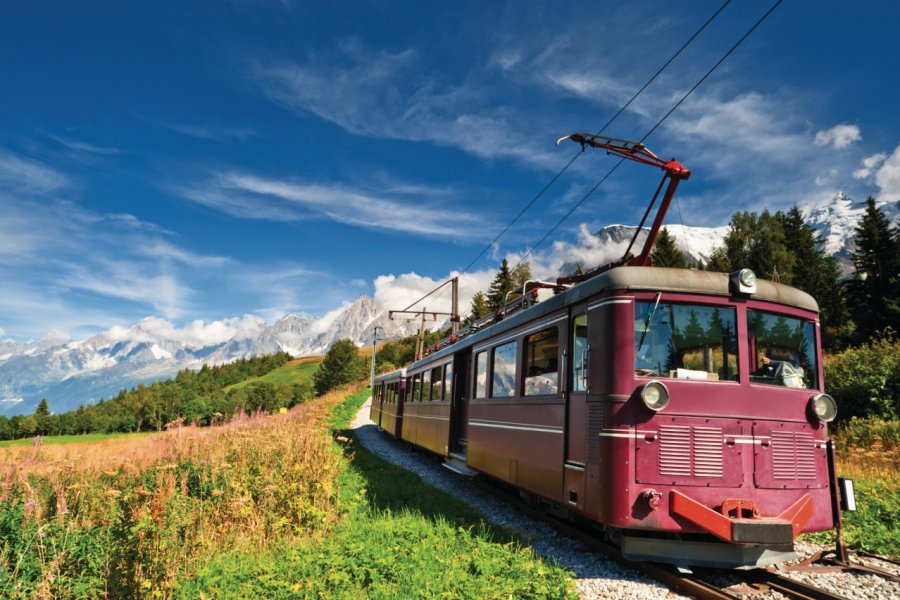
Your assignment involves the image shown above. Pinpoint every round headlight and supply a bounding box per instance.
[810,393,837,422]
[641,381,670,412]
[739,268,757,288]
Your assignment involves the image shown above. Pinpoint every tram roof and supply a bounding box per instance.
[407,266,818,371]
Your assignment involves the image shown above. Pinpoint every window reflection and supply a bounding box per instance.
[571,314,588,392]
[524,328,559,396]
[634,302,739,381]
[748,310,818,389]
[492,341,517,397]
[475,352,487,398]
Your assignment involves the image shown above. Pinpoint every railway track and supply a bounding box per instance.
[473,476,899,600]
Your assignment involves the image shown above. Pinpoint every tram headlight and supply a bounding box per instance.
[809,393,837,423]
[640,381,670,412]
[730,268,757,295]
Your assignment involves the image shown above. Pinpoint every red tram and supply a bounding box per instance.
[368,134,849,568]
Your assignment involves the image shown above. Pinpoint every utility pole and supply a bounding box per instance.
[370,325,382,393]
[451,277,459,335]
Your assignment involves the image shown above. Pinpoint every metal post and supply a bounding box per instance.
[451,277,459,335]
[417,307,427,359]
[370,326,382,393]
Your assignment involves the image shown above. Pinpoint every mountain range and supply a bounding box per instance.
[1,191,895,416]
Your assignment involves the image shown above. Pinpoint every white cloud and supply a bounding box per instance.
[874,145,900,202]
[183,171,484,239]
[0,149,68,194]
[106,314,267,347]
[157,121,257,142]
[854,152,888,179]
[252,47,562,168]
[814,124,861,150]
[47,134,120,155]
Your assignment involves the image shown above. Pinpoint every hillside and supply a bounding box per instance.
[225,355,322,392]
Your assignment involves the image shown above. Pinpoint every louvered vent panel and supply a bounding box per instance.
[659,425,692,476]
[772,430,817,480]
[692,426,724,478]
[586,404,603,463]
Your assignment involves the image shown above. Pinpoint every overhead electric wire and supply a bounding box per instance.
[457,0,733,276]
[513,0,783,267]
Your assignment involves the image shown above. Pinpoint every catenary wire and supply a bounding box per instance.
[513,0,783,268]
[456,0,734,276]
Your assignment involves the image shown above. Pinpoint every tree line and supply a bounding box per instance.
[0,352,311,440]
[652,198,899,348]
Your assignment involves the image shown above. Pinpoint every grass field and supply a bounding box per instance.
[224,356,322,392]
[0,431,152,448]
[0,384,576,598]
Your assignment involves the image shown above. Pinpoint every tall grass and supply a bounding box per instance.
[0,385,357,598]
[801,419,900,557]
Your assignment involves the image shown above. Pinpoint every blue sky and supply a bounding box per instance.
[1,1,899,343]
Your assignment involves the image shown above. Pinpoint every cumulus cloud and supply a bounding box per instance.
[874,145,900,202]
[106,315,267,347]
[854,152,888,179]
[814,124,861,150]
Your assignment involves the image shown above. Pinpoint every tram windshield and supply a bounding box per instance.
[634,301,739,381]
[748,310,818,389]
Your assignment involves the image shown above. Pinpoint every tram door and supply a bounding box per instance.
[449,349,470,455]
[564,303,590,509]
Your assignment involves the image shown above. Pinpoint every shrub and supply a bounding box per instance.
[824,337,900,421]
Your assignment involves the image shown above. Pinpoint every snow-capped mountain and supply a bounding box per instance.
[0,295,421,416]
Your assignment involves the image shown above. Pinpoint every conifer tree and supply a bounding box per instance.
[486,259,515,311]
[848,197,900,340]
[779,205,848,346]
[464,291,491,324]
[651,228,688,268]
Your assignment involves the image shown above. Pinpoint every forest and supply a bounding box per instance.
[0,352,311,440]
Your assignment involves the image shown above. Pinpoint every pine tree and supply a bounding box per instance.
[486,259,515,311]
[651,228,688,268]
[706,210,794,281]
[848,197,900,340]
[464,291,491,324]
[779,205,848,346]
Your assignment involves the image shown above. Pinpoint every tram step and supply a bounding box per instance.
[443,456,477,477]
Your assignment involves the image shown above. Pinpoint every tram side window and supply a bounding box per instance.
[431,366,443,400]
[443,363,453,400]
[634,301,739,381]
[412,374,421,402]
[748,310,819,389]
[491,341,518,397]
[475,351,488,398]
[422,370,431,401]
[524,328,559,396]
[571,314,588,392]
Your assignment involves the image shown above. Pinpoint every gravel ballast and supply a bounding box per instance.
[350,398,899,599]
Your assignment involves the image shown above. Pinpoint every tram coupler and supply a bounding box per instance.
[670,490,812,544]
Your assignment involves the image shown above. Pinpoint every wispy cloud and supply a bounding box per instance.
[47,133,120,155]
[0,148,68,194]
[156,120,258,142]
[814,124,861,150]
[252,44,562,168]
[182,171,484,238]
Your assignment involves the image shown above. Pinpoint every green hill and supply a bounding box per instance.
[225,356,323,392]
